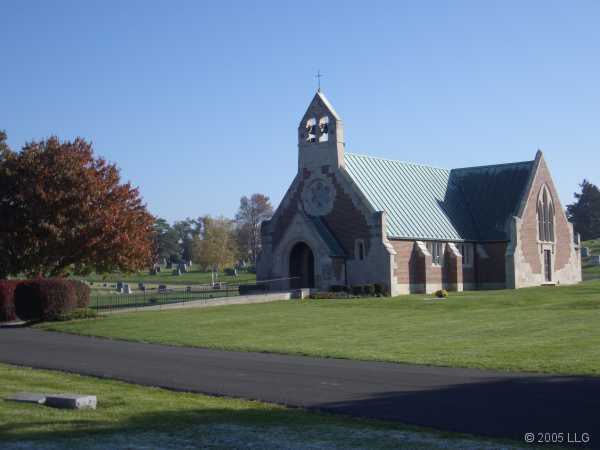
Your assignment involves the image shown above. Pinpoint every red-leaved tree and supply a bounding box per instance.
[0,135,155,278]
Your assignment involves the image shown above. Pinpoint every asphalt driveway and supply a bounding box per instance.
[1,327,598,446]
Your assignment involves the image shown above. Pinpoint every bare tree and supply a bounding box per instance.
[235,194,273,264]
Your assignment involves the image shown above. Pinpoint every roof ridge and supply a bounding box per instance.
[451,160,534,172]
[346,152,450,172]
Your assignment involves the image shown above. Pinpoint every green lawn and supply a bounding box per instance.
[42,281,600,376]
[0,364,518,450]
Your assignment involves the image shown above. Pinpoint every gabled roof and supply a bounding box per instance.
[307,215,345,256]
[450,161,534,241]
[345,153,478,241]
[344,152,534,242]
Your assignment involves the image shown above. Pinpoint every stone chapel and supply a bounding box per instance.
[257,91,582,295]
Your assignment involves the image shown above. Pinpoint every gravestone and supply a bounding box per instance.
[6,392,97,410]
[581,247,590,257]
[122,284,131,294]
[591,255,600,265]
[116,281,123,292]
[158,284,167,293]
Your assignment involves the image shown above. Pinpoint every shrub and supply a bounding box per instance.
[329,285,348,293]
[351,285,363,296]
[364,284,376,297]
[0,280,20,322]
[54,308,98,321]
[70,280,91,308]
[434,289,449,299]
[309,291,348,299]
[15,278,78,321]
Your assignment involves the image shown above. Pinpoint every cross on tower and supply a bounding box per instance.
[315,70,323,91]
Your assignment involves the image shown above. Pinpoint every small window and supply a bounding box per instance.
[318,116,329,142]
[458,243,473,267]
[305,118,317,143]
[426,241,443,266]
[355,239,365,261]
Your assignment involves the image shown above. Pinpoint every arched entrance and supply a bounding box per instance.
[289,242,315,289]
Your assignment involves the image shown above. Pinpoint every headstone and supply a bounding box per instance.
[5,393,97,410]
[45,394,97,410]
[591,255,600,265]
[158,284,167,293]
[116,281,123,292]
[5,392,46,405]
[581,247,590,257]
[122,284,131,294]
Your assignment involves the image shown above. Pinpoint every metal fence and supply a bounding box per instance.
[90,286,240,312]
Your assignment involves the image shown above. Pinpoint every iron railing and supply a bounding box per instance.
[90,286,239,312]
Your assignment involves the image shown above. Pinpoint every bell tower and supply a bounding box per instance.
[298,90,345,171]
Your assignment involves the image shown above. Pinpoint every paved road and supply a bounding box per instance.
[1,328,599,445]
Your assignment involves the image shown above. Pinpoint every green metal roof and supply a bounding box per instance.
[344,153,533,242]
[450,161,534,241]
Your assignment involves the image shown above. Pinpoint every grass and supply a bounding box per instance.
[0,364,520,450]
[41,281,600,376]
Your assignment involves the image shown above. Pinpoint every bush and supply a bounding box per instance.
[434,289,449,299]
[0,280,20,322]
[54,308,98,321]
[309,291,348,299]
[351,285,363,296]
[364,284,376,296]
[15,278,78,321]
[70,280,91,308]
[329,285,348,293]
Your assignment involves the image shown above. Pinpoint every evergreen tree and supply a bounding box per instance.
[567,179,600,241]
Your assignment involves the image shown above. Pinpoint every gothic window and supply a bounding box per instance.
[426,241,443,266]
[537,186,555,242]
[318,116,329,142]
[305,118,317,143]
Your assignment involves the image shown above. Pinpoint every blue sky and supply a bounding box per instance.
[1,1,598,222]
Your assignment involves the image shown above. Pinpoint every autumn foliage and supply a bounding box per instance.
[0,136,155,277]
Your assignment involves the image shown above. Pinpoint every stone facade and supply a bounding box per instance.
[257,92,582,295]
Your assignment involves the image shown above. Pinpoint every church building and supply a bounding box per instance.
[257,91,582,295]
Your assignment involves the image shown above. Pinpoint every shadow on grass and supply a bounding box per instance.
[2,376,600,448]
